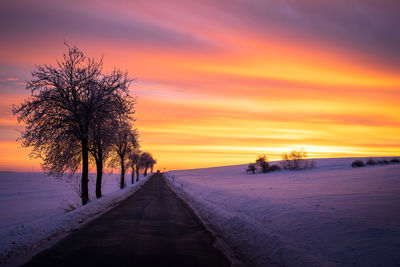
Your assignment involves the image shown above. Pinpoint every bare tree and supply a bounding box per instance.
[88,71,134,198]
[127,132,140,185]
[136,151,146,182]
[256,155,269,173]
[40,135,81,177]
[128,148,140,184]
[140,152,153,176]
[281,149,307,170]
[149,157,157,173]
[246,163,256,174]
[127,149,145,183]
[111,119,137,189]
[128,154,136,185]
[13,44,135,204]
[13,44,103,205]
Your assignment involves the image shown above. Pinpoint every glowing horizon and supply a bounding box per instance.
[1,0,399,172]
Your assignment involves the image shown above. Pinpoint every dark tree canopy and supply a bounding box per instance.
[256,155,269,173]
[246,163,256,174]
[110,118,138,189]
[149,157,157,173]
[281,149,308,170]
[88,70,135,198]
[128,148,141,184]
[13,43,135,205]
[140,152,154,177]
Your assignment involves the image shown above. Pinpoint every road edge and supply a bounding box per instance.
[5,174,153,267]
[164,173,244,267]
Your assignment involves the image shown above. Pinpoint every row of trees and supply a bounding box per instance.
[126,150,157,186]
[246,155,281,174]
[247,149,315,174]
[280,149,315,170]
[108,126,157,191]
[13,43,156,205]
[352,158,399,168]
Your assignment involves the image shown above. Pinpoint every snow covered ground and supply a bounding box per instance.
[0,172,150,265]
[166,157,400,266]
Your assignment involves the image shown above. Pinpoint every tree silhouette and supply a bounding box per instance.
[128,147,141,184]
[140,152,153,176]
[281,149,307,170]
[88,70,134,198]
[14,44,101,205]
[256,155,269,173]
[13,44,135,205]
[246,163,256,174]
[111,119,138,189]
[150,157,157,173]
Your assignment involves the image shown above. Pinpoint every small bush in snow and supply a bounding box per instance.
[351,160,365,168]
[268,165,281,172]
[256,155,269,173]
[390,158,400,163]
[366,159,376,165]
[246,163,256,174]
[280,149,314,170]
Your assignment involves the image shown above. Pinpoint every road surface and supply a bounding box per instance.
[23,173,230,267]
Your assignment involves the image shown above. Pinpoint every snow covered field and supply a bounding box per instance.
[0,172,149,265]
[166,157,400,266]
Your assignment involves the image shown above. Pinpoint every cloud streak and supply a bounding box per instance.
[0,0,217,51]
[0,0,399,171]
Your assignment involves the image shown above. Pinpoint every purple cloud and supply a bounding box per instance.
[212,0,400,67]
[0,0,217,51]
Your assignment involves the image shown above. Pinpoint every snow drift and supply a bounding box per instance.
[166,157,400,266]
[0,172,150,265]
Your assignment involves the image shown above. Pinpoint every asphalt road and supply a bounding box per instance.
[23,173,230,267]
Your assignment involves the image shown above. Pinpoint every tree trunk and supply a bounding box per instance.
[144,164,148,176]
[151,166,154,173]
[81,139,89,205]
[131,166,135,184]
[95,154,103,198]
[120,155,125,189]
[136,164,140,182]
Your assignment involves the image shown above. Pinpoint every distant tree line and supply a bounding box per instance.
[352,158,399,168]
[13,43,156,205]
[246,149,315,174]
[246,155,281,174]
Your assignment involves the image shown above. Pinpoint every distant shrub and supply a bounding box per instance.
[280,149,314,170]
[351,160,365,168]
[390,158,399,163]
[365,158,400,166]
[256,155,269,173]
[246,163,256,174]
[268,165,281,172]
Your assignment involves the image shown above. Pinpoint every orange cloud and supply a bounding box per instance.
[1,1,399,171]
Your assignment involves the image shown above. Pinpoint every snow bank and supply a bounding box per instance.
[0,172,150,265]
[166,157,400,266]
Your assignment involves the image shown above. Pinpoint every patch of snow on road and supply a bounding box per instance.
[166,158,400,266]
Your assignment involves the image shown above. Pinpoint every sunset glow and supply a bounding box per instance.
[1,0,399,171]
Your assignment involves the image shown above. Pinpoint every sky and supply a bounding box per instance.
[0,0,399,172]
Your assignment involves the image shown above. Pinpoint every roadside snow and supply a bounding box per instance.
[166,158,400,266]
[0,172,150,265]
